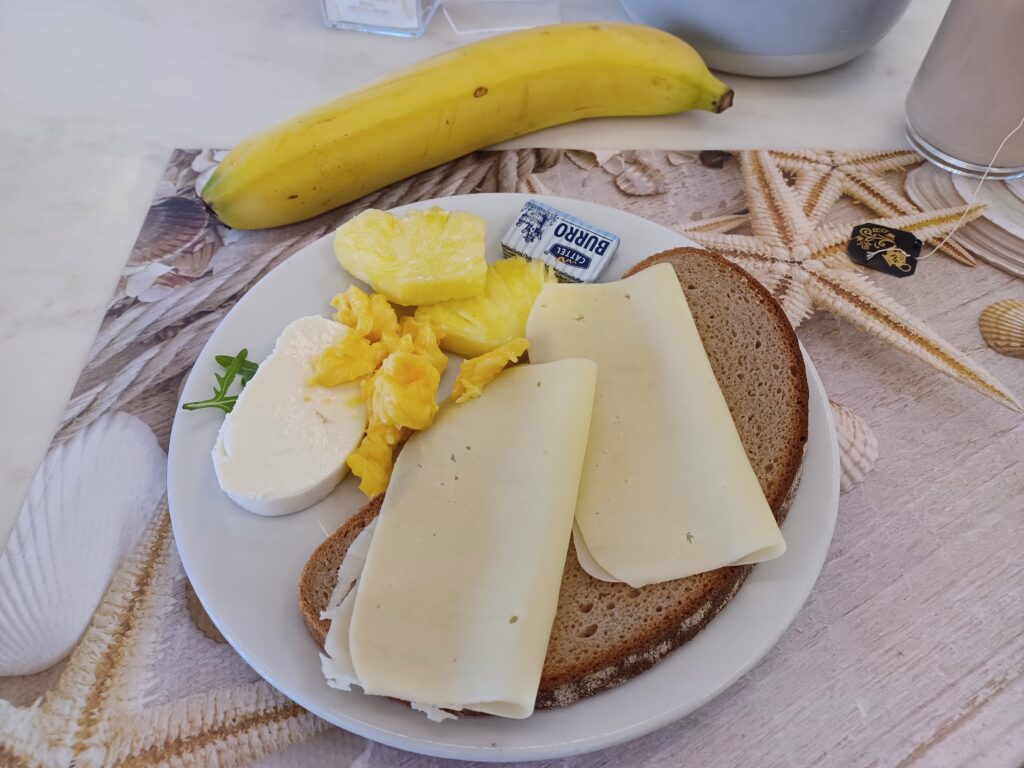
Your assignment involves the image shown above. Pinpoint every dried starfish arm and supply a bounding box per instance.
[685,228,784,260]
[742,150,814,246]
[811,253,1022,412]
[870,205,985,248]
[677,213,749,235]
[111,680,319,765]
[830,150,921,174]
[794,169,845,224]
[772,272,817,327]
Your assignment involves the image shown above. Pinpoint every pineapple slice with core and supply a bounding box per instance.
[414,257,553,358]
[334,207,487,306]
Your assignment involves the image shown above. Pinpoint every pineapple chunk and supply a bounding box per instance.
[414,257,553,358]
[334,207,487,306]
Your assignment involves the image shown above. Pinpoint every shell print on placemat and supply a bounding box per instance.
[615,160,669,196]
[979,300,1024,358]
[0,506,332,766]
[0,412,166,676]
[563,149,671,195]
[830,401,878,492]
[128,195,213,269]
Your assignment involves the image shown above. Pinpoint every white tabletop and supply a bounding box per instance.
[0,0,947,574]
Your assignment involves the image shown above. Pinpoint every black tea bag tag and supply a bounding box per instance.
[847,223,922,277]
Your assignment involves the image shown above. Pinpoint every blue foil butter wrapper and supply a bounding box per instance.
[501,199,620,282]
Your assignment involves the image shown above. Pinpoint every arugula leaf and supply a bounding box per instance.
[182,349,257,413]
[215,354,259,384]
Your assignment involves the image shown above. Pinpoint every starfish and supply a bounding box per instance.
[0,504,333,767]
[679,151,1020,412]
[769,149,979,266]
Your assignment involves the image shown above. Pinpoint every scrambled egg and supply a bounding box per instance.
[396,316,447,375]
[313,285,527,496]
[451,338,529,404]
[310,332,388,386]
[366,351,440,430]
[346,423,405,498]
[313,284,449,496]
[332,285,398,342]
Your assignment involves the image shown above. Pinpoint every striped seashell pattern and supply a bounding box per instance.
[0,412,166,675]
[830,401,879,493]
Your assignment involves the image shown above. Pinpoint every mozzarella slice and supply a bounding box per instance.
[322,359,597,719]
[213,316,367,516]
[526,264,785,588]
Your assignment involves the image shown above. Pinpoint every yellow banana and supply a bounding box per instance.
[202,23,732,229]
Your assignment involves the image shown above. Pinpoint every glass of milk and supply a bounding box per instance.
[905,0,1024,180]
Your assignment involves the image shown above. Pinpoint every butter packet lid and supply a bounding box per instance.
[501,199,619,282]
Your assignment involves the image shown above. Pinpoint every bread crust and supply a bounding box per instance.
[298,248,809,710]
[298,499,381,649]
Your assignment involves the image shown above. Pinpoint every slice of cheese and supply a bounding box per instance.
[321,519,458,723]
[323,359,597,719]
[321,519,376,692]
[324,518,377,615]
[213,316,367,516]
[526,264,785,588]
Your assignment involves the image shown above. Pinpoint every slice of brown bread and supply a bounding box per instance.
[299,247,809,709]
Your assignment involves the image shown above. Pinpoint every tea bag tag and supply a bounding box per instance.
[847,223,922,278]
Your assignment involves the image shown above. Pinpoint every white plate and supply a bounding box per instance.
[168,193,839,762]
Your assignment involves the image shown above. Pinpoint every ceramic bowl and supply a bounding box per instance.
[619,0,913,77]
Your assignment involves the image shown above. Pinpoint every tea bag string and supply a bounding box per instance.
[914,108,1024,262]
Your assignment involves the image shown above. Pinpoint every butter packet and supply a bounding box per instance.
[501,199,619,282]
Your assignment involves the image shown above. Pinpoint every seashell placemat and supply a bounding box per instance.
[1,149,1023,768]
